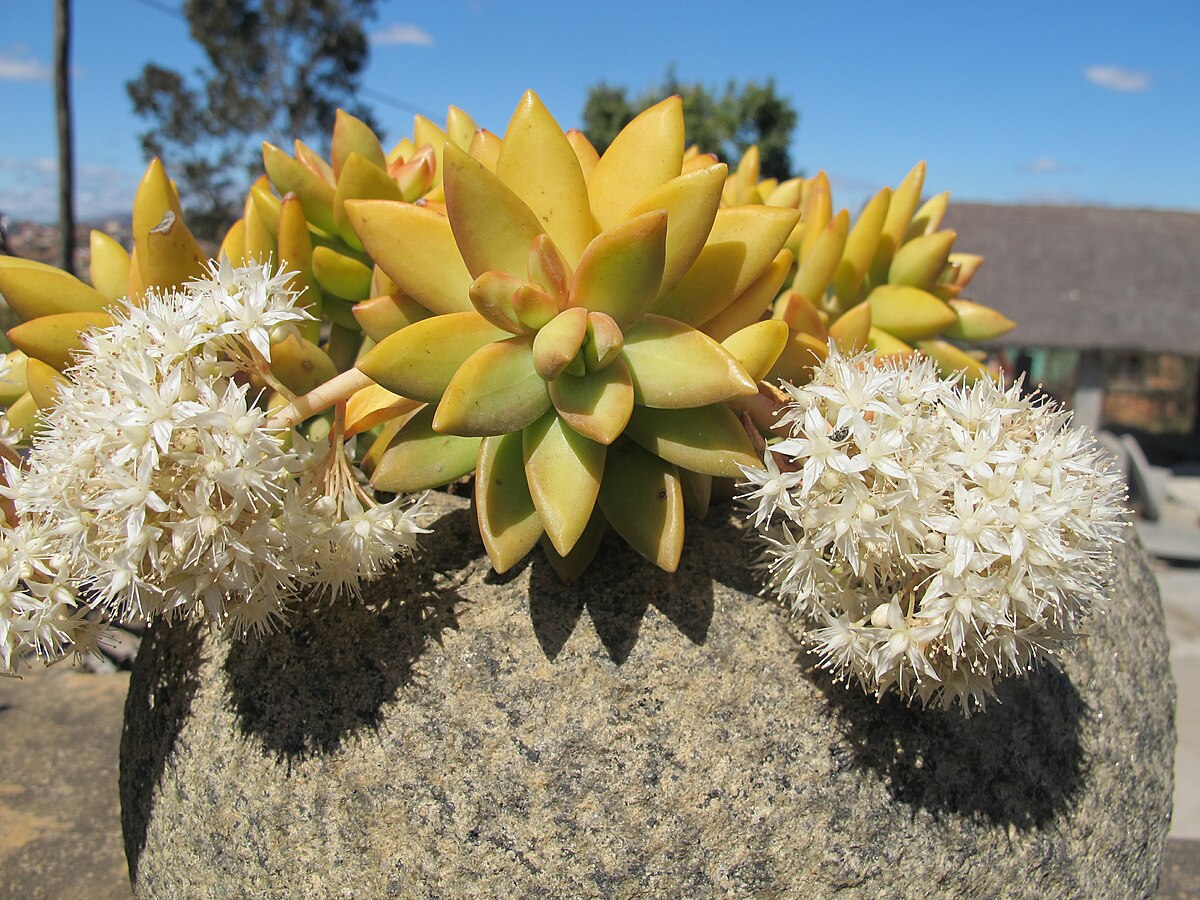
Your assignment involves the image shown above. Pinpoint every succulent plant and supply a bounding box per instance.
[343,91,798,577]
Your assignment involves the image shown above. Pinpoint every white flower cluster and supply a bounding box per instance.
[740,350,1127,714]
[0,260,426,673]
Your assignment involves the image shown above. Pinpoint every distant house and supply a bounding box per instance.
[944,203,1200,442]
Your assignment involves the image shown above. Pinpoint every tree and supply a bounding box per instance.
[582,70,799,180]
[127,0,380,241]
[55,0,76,274]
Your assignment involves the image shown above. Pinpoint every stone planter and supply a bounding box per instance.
[121,492,1175,898]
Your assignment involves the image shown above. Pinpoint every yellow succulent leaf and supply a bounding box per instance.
[412,114,449,186]
[446,105,478,151]
[332,109,386,181]
[765,177,804,209]
[333,152,405,251]
[242,184,277,265]
[370,405,481,492]
[497,91,595,267]
[268,332,338,396]
[865,284,957,341]
[793,209,849,306]
[263,142,338,234]
[540,505,606,583]
[89,231,131,302]
[220,219,247,266]
[312,245,373,301]
[527,234,574,303]
[867,327,915,360]
[7,310,113,372]
[566,130,600,183]
[0,351,28,405]
[532,307,588,380]
[772,289,827,340]
[24,356,66,409]
[597,442,683,573]
[547,356,634,445]
[347,200,473,315]
[721,319,789,382]
[357,311,507,402]
[871,161,926,283]
[469,271,529,334]
[352,292,432,342]
[907,191,949,239]
[443,143,546,280]
[581,310,624,371]
[250,179,282,234]
[476,431,543,573]
[733,145,761,200]
[344,384,422,439]
[523,411,605,557]
[948,252,985,287]
[0,259,110,320]
[625,403,759,478]
[828,300,872,353]
[627,163,726,300]
[294,139,335,183]
[4,392,38,440]
[570,210,666,329]
[767,329,828,384]
[700,248,793,342]
[276,195,321,337]
[622,314,756,408]
[889,230,957,292]
[798,171,832,264]
[917,339,994,384]
[944,299,1016,341]
[588,96,685,231]
[126,246,146,301]
[468,128,503,172]
[433,335,550,436]
[386,137,416,166]
[361,415,406,476]
[132,159,205,292]
[834,186,890,305]
[654,205,798,326]
[679,468,712,518]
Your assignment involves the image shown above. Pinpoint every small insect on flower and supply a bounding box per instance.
[739,348,1127,715]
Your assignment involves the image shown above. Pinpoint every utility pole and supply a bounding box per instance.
[55,0,76,274]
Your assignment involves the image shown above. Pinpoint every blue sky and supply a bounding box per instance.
[1,0,1196,222]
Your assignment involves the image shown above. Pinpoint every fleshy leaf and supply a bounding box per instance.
[24,357,65,409]
[333,152,405,251]
[346,200,474,315]
[867,327,915,360]
[700,248,793,341]
[627,163,726,299]
[540,504,606,583]
[653,205,798,325]
[865,284,957,341]
[588,96,685,231]
[0,259,110,319]
[469,271,528,334]
[497,91,594,267]
[344,384,422,438]
[582,311,624,372]
[792,209,849,305]
[8,311,114,372]
[679,468,712,518]
[312,246,373,301]
[624,404,760,478]
[89,231,131,303]
[433,335,550,436]
[532,307,588,380]
[352,292,431,342]
[870,161,926,283]
[889,229,957,292]
[446,105,477,151]
[512,284,561,331]
[569,210,667,330]
[357,311,507,402]
[0,351,27,405]
[263,142,338,234]
[548,356,634,445]
[917,339,993,384]
[834,186,890,304]
[622,315,756,408]
[527,234,573,303]
[566,130,600,182]
[943,300,1016,341]
[597,442,684,573]
[476,431,543,573]
[828,300,872,352]
[721,319,789,382]
[332,110,386,180]
[468,129,503,172]
[767,330,829,384]
[772,289,827,340]
[370,405,481,492]
[443,143,546,280]
[523,412,605,556]
[269,333,338,396]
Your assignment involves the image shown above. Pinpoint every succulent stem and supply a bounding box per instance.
[268,367,374,430]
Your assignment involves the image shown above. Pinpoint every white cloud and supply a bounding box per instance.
[1020,157,1066,174]
[370,23,434,46]
[0,48,51,82]
[1084,65,1149,93]
[0,157,138,221]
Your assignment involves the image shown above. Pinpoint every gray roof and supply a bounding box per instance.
[942,203,1200,356]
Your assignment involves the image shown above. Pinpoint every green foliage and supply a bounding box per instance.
[127,0,380,240]
[581,69,799,180]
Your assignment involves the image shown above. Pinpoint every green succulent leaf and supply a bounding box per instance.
[433,334,550,436]
[532,307,588,380]
[523,411,605,556]
[943,299,1016,341]
[547,356,634,445]
[721,319,789,383]
[540,505,607,584]
[888,229,956,293]
[357,311,508,403]
[679,468,713,518]
[622,315,757,408]
[597,442,684,573]
[263,142,338,235]
[312,246,373,301]
[369,405,482,492]
[269,333,338,396]
[0,259,110,320]
[352,292,431,342]
[332,152,405,251]
[865,284,958,341]
[624,403,760,478]
[569,210,667,330]
[476,432,543,573]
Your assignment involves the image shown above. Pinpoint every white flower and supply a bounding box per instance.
[740,348,1127,715]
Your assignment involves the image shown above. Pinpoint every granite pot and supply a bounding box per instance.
[120,491,1175,898]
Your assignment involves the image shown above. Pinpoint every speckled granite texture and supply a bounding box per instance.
[121,493,1175,899]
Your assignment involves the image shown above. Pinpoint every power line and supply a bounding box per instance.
[126,0,435,121]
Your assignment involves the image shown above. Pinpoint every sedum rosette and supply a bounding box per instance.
[345,91,798,578]
[742,349,1127,714]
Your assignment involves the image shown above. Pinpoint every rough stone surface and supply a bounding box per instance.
[121,493,1175,899]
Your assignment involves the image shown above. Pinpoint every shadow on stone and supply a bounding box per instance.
[120,617,204,883]
[222,506,478,762]
[526,526,717,664]
[807,652,1087,830]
